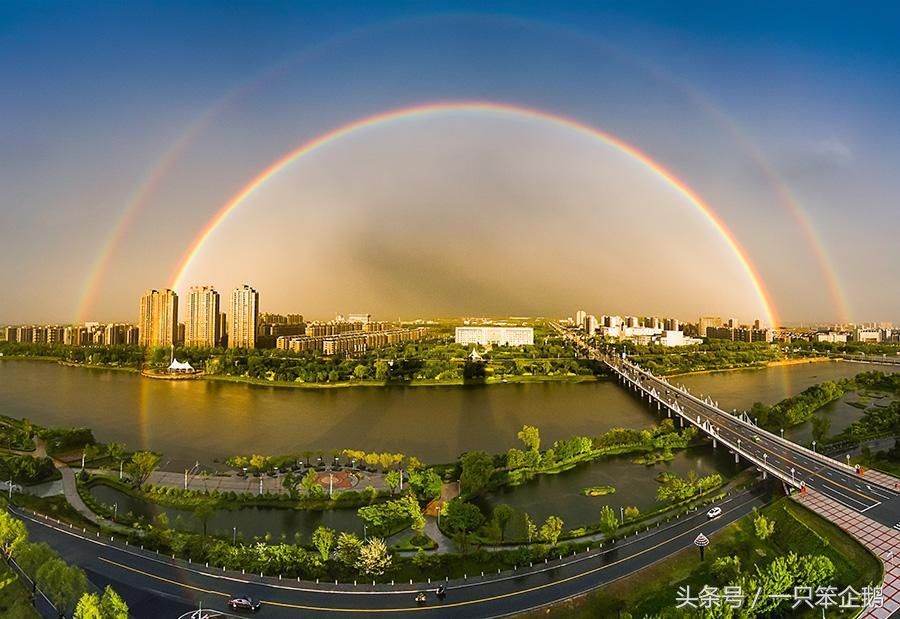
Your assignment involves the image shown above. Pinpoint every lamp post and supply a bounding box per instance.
[780,428,784,439]
[791,467,795,483]
[233,526,237,545]
[620,506,624,523]
[812,441,817,453]
[119,460,123,480]
[364,524,368,540]
[329,473,333,498]
[113,502,118,519]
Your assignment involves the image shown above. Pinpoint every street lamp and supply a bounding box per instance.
[780,428,784,439]
[113,502,118,519]
[791,467,795,483]
[812,441,817,453]
[233,527,237,545]
[620,506,624,523]
[364,524,368,540]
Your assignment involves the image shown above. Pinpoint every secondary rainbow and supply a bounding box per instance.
[169,100,781,327]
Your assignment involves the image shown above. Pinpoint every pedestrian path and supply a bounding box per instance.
[794,488,900,619]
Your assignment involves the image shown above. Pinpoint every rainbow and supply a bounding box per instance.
[168,100,780,327]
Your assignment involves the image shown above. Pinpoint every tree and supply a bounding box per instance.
[301,469,321,497]
[0,510,27,559]
[374,360,390,381]
[353,365,369,380]
[404,495,425,532]
[74,586,129,619]
[125,451,160,488]
[624,506,640,520]
[407,468,442,501]
[37,558,89,617]
[524,513,537,543]
[443,499,484,552]
[249,454,270,473]
[194,503,213,539]
[493,504,514,542]
[754,511,775,540]
[385,470,401,495]
[14,541,55,581]
[811,415,832,443]
[538,515,564,546]
[282,471,300,498]
[517,425,541,452]
[460,451,494,496]
[356,537,392,576]
[336,532,363,567]
[598,505,619,538]
[710,556,742,586]
[312,526,335,561]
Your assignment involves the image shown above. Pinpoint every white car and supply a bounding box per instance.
[707,507,723,519]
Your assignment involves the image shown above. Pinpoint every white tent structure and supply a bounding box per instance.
[167,358,195,373]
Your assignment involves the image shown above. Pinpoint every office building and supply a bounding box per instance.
[186,286,221,348]
[575,310,586,327]
[455,326,534,347]
[139,289,179,348]
[698,316,723,337]
[230,285,259,349]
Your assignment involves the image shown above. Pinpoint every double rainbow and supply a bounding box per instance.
[167,100,780,327]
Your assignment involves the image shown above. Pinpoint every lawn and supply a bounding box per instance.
[521,497,881,618]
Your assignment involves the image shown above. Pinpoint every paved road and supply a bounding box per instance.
[556,325,900,533]
[18,488,770,618]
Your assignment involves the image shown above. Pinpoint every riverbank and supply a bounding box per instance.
[662,355,833,378]
[202,371,600,390]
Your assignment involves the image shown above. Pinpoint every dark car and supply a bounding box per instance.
[227,596,262,612]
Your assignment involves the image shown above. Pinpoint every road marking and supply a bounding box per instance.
[98,496,763,614]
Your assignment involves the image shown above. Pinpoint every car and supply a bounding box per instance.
[227,596,262,612]
[707,507,722,519]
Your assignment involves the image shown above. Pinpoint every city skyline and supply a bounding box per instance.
[1,3,899,325]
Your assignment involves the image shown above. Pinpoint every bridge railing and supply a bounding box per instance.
[612,356,869,479]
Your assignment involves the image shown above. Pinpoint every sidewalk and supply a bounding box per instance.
[793,489,900,619]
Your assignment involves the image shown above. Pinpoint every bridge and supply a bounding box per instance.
[554,323,900,528]
[839,352,900,367]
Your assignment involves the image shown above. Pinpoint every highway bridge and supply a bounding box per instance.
[554,323,900,529]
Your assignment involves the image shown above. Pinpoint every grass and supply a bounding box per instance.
[519,496,880,619]
[11,493,97,530]
[393,532,438,551]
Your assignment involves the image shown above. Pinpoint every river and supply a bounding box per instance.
[1,359,893,468]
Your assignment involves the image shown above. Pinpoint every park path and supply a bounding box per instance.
[793,488,900,618]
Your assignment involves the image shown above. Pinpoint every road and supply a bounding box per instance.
[555,324,900,533]
[18,488,770,618]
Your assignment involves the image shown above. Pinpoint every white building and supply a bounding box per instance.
[455,326,534,347]
[815,332,849,343]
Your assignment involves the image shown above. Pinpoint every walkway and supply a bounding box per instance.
[794,488,900,618]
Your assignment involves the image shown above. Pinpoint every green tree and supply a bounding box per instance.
[74,586,129,619]
[356,537,392,576]
[353,365,369,380]
[13,541,55,581]
[443,499,484,552]
[194,503,213,539]
[336,532,363,567]
[493,504,514,542]
[0,510,27,559]
[301,469,321,497]
[598,505,619,538]
[312,526,335,561]
[385,470,401,495]
[753,510,775,540]
[281,471,300,498]
[811,415,832,443]
[374,360,390,381]
[524,513,537,543]
[623,506,640,520]
[407,468,442,500]
[125,451,160,488]
[459,451,494,496]
[37,558,89,617]
[517,425,541,452]
[710,556,742,585]
[538,515,564,546]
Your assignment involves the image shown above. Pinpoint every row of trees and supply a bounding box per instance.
[656,471,723,503]
[0,505,128,617]
[618,340,782,376]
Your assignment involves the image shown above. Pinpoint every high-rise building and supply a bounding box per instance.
[698,316,723,337]
[139,289,179,348]
[186,286,221,348]
[583,314,598,335]
[287,314,303,325]
[230,285,259,349]
[4,327,17,343]
[575,310,586,327]
[348,313,372,325]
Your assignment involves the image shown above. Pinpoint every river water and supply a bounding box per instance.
[2,359,896,537]
[1,359,893,467]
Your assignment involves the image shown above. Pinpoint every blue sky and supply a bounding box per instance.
[1,1,898,324]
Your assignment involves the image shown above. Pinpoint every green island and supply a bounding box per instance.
[582,486,615,497]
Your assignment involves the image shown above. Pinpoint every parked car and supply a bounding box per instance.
[706,507,723,519]
[227,596,262,612]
